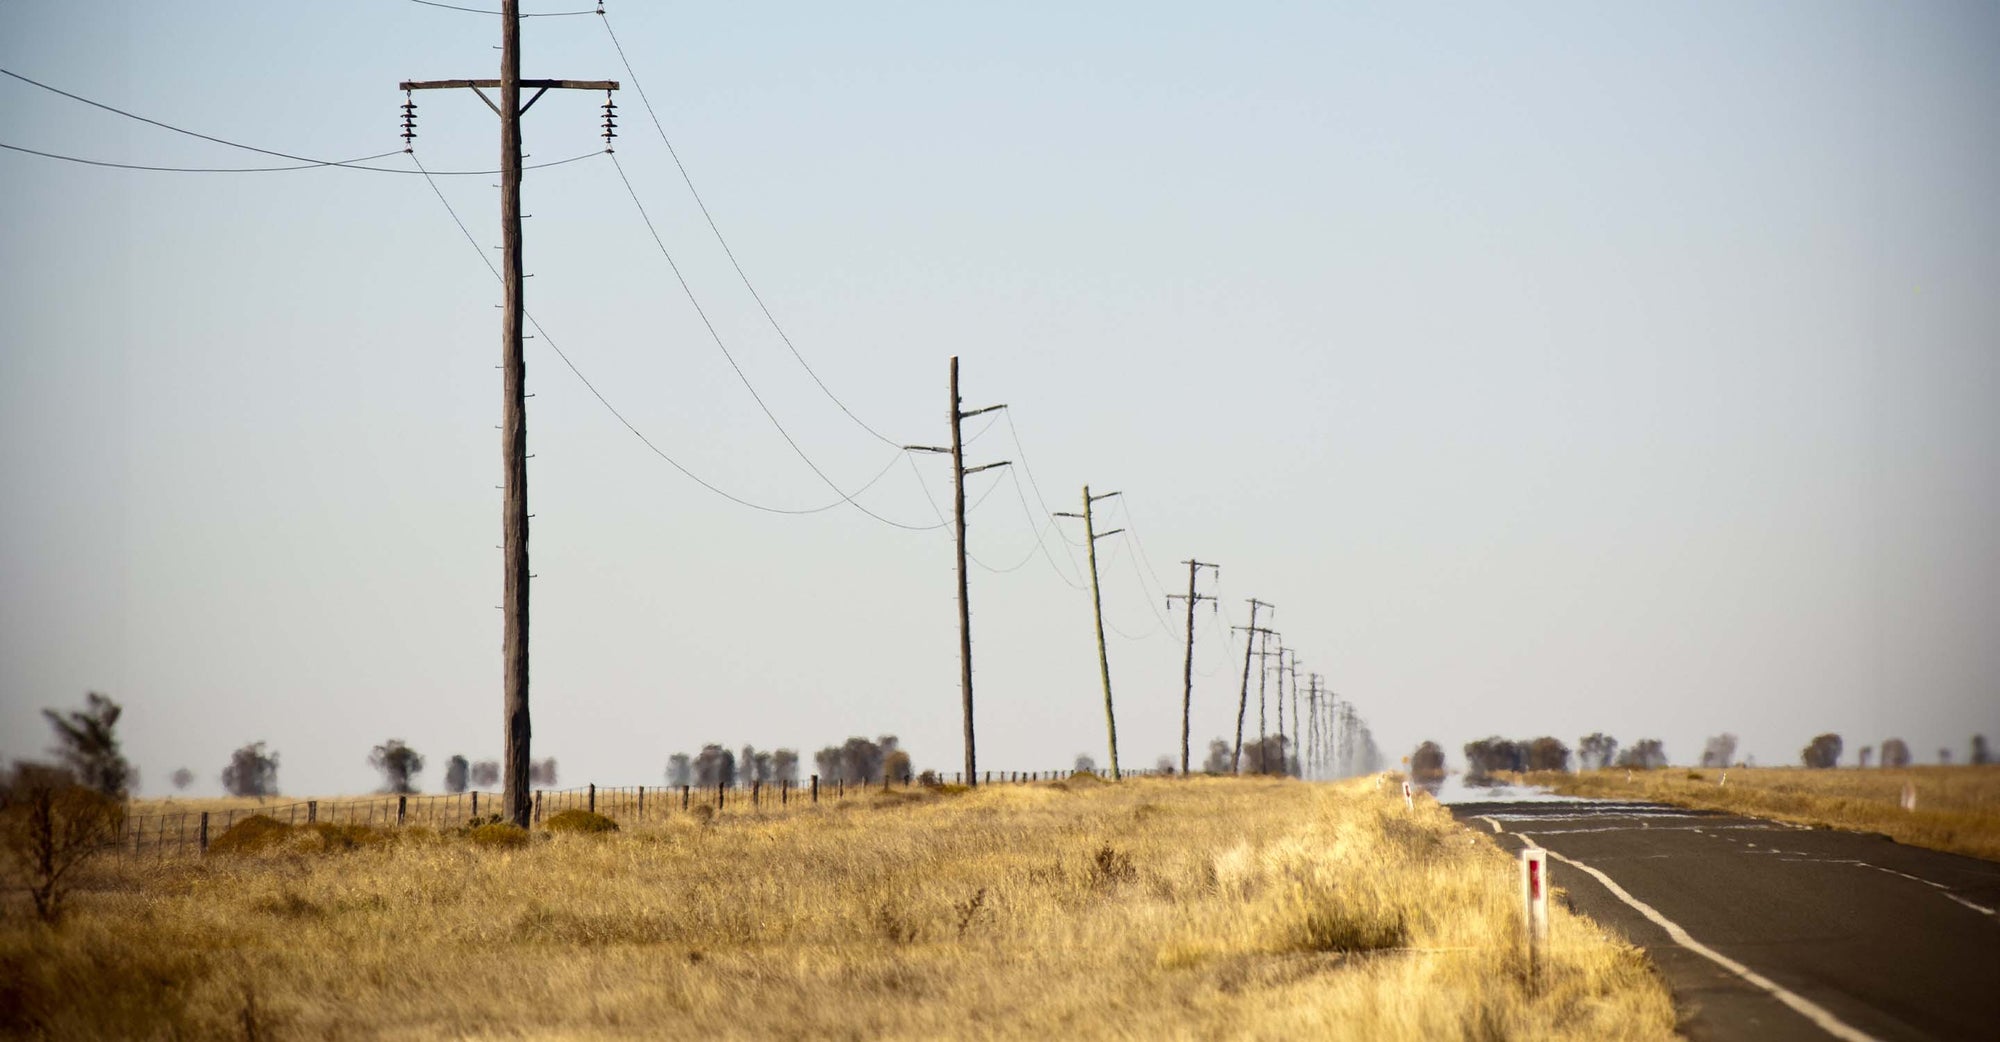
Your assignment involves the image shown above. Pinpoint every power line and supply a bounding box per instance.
[599,11,902,449]
[0,67,596,175]
[410,150,917,517]
[0,140,406,173]
[407,0,598,15]
[607,152,940,531]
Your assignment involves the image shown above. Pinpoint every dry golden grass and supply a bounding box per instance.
[1529,766,2000,862]
[3,776,1676,1041]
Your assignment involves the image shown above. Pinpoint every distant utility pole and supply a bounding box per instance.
[1286,655,1302,778]
[1056,487,1124,779]
[1256,631,1280,774]
[400,0,617,829]
[1307,673,1323,780]
[1270,645,1290,775]
[906,357,1008,788]
[1165,559,1218,775]
[1231,599,1273,773]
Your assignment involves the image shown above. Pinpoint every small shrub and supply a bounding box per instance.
[1090,844,1136,889]
[469,822,530,848]
[207,815,294,856]
[1,763,125,922]
[544,809,618,834]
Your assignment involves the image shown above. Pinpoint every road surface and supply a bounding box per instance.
[1450,798,2000,1042]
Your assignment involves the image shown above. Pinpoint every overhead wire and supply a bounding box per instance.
[407,0,598,15]
[410,149,911,516]
[598,10,902,449]
[0,140,406,173]
[607,152,940,530]
[0,67,598,175]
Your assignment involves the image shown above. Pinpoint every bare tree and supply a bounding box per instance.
[369,739,425,794]
[1878,738,1911,768]
[470,760,500,788]
[1800,733,1842,769]
[1,763,124,923]
[1700,734,1738,769]
[170,767,194,791]
[443,755,470,794]
[44,692,134,798]
[666,753,693,787]
[222,742,280,798]
[1578,733,1619,771]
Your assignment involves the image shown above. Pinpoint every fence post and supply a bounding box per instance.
[681,784,690,811]
[470,792,478,819]
[534,790,543,824]
[716,782,725,810]
[1521,846,1549,986]
[1403,780,1414,811]
[397,795,408,826]
[198,812,210,855]
[638,785,645,819]
[811,774,820,804]
[308,800,317,824]
[588,783,596,814]
[781,780,788,806]
[752,781,760,808]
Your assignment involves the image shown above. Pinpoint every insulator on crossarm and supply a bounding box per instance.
[401,92,418,152]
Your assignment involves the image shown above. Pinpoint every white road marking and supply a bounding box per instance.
[1772,857,1997,917]
[1488,817,1882,1042]
[1476,815,1503,834]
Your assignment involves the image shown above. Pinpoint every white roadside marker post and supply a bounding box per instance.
[1901,781,1917,812]
[1521,846,1550,986]
[1402,780,1414,811]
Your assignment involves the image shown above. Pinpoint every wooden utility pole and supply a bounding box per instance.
[1271,645,1290,775]
[1257,632,1280,774]
[401,2,617,828]
[1286,654,1302,777]
[906,357,1007,788]
[1056,487,1124,779]
[1165,560,1217,775]
[1230,599,1272,773]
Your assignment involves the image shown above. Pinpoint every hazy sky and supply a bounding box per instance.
[3,2,1995,796]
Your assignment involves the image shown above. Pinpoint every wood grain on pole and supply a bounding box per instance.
[496,0,536,831]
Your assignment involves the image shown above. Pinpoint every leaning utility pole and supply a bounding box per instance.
[1165,559,1217,775]
[1056,487,1124,779]
[401,1,617,828]
[1230,599,1273,772]
[906,358,1008,788]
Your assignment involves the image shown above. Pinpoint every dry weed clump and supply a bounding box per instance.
[0,776,1676,1041]
[543,809,619,834]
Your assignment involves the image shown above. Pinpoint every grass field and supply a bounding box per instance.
[3,775,1676,1041]
[1526,765,2000,863]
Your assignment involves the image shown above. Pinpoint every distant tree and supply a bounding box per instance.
[666,753,693,787]
[530,758,558,786]
[470,760,500,788]
[1858,746,1873,769]
[1409,742,1447,785]
[369,739,425,794]
[884,750,913,784]
[1463,737,1526,783]
[1578,733,1619,771]
[170,767,195,791]
[1800,733,1842,769]
[840,736,895,784]
[1202,739,1233,775]
[443,755,470,794]
[1938,747,1952,765]
[1878,738,1911,769]
[221,742,280,798]
[772,749,799,785]
[43,692,134,798]
[1,763,125,923]
[1974,735,1992,766]
[1700,734,1738,769]
[1154,755,1177,776]
[1527,737,1571,773]
[1074,754,1098,774]
[814,746,844,783]
[1615,739,1668,770]
[694,744,735,788]
[740,745,760,787]
[752,751,774,785]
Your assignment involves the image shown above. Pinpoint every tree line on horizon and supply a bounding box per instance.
[1405,730,1993,781]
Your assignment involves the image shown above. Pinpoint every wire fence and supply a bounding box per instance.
[113,768,1164,859]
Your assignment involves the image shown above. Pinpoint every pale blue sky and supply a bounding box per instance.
[3,2,1995,795]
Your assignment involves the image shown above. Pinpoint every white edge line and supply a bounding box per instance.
[1539,845,1882,1042]
[1476,815,1502,834]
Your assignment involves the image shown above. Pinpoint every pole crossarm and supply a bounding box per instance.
[959,403,1008,420]
[965,461,1012,475]
[1093,528,1125,540]
[402,79,620,91]
[903,445,950,454]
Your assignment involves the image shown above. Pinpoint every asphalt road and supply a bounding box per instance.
[1450,799,2000,1042]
